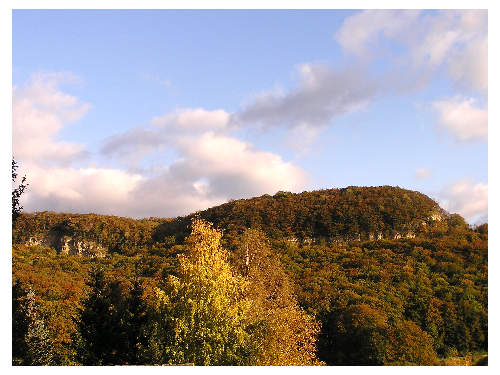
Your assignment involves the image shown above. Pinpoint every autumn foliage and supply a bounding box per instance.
[12,187,487,366]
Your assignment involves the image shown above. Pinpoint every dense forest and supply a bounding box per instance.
[12,186,488,365]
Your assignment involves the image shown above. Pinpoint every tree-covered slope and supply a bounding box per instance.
[13,186,467,255]
[12,186,487,365]
[153,186,462,245]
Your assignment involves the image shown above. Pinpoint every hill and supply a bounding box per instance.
[12,185,487,365]
[13,186,467,255]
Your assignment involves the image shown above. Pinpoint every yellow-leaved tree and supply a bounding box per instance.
[232,229,323,365]
[147,219,252,365]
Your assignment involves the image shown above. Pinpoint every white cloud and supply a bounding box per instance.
[100,126,171,168]
[335,10,421,59]
[336,10,488,92]
[415,168,432,180]
[124,132,307,217]
[176,132,306,198]
[102,108,232,168]
[21,165,144,217]
[14,78,306,218]
[438,179,488,224]
[432,96,487,141]
[22,130,306,218]
[13,72,91,165]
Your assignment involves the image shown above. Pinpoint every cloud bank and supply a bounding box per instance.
[14,75,306,218]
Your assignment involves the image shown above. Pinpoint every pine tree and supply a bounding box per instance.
[12,281,29,365]
[124,279,149,364]
[75,268,128,365]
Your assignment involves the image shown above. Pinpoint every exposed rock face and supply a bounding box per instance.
[286,230,420,246]
[27,234,106,258]
[430,212,445,222]
[59,236,107,257]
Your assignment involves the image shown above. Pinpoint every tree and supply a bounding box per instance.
[147,219,252,365]
[385,320,438,365]
[124,279,149,364]
[232,229,322,365]
[12,158,28,223]
[12,285,55,365]
[324,303,390,365]
[75,268,130,365]
[12,281,29,365]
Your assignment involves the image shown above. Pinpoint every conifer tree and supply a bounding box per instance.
[12,281,29,365]
[75,268,128,365]
[124,279,149,364]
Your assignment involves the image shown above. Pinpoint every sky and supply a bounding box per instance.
[12,9,488,223]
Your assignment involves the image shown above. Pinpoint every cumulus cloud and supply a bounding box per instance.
[174,132,306,199]
[415,168,432,180]
[232,62,378,130]
[438,179,488,224]
[125,132,307,217]
[432,96,488,141]
[14,76,306,218]
[13,72,91,166]
[21,165,144,217]
[336,10,488,92]
[102,108,232,168]
[22,130,306,218]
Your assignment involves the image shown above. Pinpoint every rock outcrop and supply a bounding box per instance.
[27,234,106,258]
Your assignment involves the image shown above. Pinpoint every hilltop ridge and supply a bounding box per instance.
[13,186,468,256]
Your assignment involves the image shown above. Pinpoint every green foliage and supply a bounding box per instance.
[13,211,169,256]
[75,268,149,365]
[280,234,487,364]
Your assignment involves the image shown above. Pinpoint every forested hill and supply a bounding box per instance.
[13,186,469,255]
[166,186,461,243]
[12,185,488,365]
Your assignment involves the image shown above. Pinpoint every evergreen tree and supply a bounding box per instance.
[12,281,29,365]
[75,268,129,365]
[123,279,149,364]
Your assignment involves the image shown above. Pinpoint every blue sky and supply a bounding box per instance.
[12,9,488,223]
